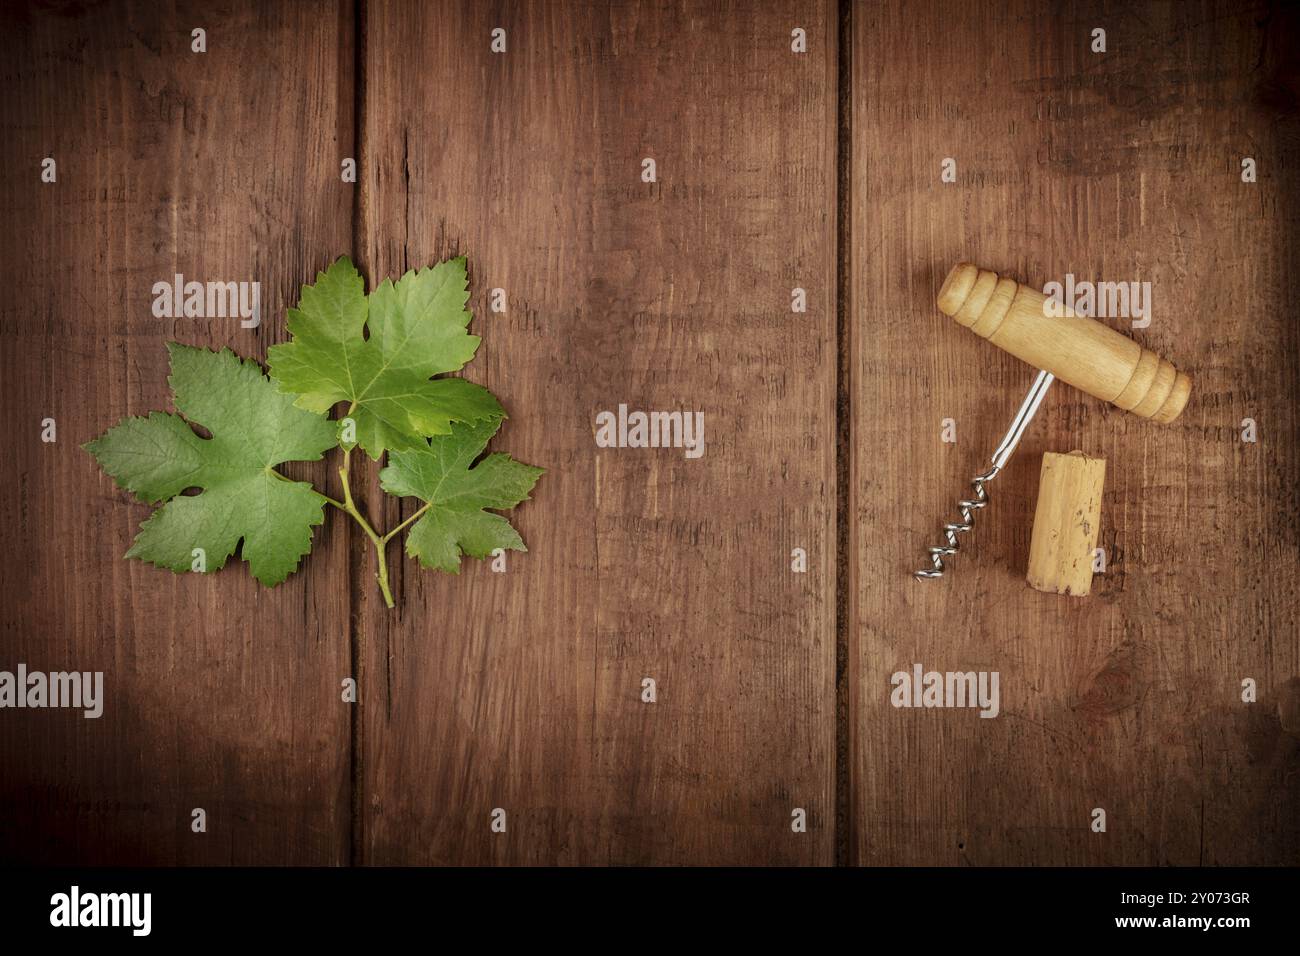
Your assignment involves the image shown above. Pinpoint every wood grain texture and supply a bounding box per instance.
[354,0,838,864]
[0,0,354,864]
[3,0,1296,869]
[852,0,1300,865]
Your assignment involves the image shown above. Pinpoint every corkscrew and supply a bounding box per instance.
[913,261,1192,580]
[915,369,1054,578]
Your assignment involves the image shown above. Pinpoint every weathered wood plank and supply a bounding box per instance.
[0,0,355,864]
[356,0,838,864]
[852,0,1300,865]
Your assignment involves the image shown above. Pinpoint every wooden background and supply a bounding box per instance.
[0,0,1294,866]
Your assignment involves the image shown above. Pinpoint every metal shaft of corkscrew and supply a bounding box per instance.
[914,369,1055,579]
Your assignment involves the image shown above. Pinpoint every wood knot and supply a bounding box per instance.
[1075,641,1149,717]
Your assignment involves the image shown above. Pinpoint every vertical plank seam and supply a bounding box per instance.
[348,0,368,869]
[834,0,854,868]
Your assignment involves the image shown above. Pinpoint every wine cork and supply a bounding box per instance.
[1026,451,1107,596]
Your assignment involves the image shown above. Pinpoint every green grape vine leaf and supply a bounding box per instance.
[85,256,541,608]
[84,344,337,586]
[267,256,503,460]
[380,418,544,573]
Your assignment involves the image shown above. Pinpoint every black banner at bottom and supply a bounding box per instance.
[0,865,1285,941]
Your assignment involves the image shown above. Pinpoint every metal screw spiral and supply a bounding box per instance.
[912,369,1056,581]
[914,467,999,578]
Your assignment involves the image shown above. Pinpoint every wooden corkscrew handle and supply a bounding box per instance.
[936,262,1192,423]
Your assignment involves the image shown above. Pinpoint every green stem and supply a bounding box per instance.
[320,404,430,609]
[276,407,400,607]
[337,443,395,609]
[270,467,346,510]
[381,502,431,544]
[374,542,395,609]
